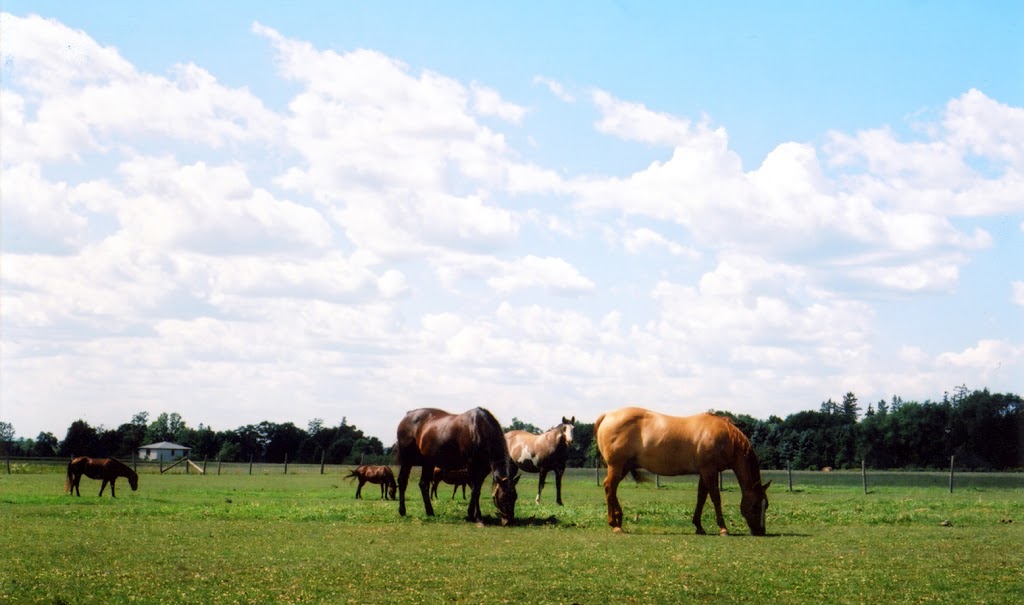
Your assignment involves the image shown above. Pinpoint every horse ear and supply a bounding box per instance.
[762,480,773,491]
[571,416,575,423]
[512,474,521,487]
[562,416,569,424]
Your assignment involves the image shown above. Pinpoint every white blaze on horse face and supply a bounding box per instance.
[563,423,575,445]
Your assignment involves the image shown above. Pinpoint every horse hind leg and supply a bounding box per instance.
[99,479,108,497]
[693,477,709,534]
[603,465,626,532]
[418,466,435,516]
[554,468,564,506]
[536,470,547,504]
[397,465,412,516]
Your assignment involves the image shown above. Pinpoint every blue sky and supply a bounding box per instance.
[2,2,1022,442]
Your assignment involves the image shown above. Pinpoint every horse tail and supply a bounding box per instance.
[343,469,359,481]
[65,459,74,492]
[594,412,606,437]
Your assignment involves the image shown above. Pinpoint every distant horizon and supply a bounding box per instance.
[2,3,1022,444]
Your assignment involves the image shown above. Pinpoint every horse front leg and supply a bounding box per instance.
[355,478,364,499]
[701,469,728,535]
[110,478,117,498]
[466,479,483,523]
[418,466,435,516]
[397,464,411,516]
[603,466,625,532]
[536,470,547,504]
[554,467,565,506]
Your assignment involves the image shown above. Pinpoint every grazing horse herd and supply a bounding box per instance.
[64,406,771,535]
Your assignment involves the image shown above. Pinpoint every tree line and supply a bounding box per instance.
[2,387,1020,470]
[0,412,386,465]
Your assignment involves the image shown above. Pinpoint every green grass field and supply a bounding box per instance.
[2,466,1021,604]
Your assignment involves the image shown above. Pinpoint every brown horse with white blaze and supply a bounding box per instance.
[66,457,139,498]
[596,407,771,535]
[505,416,575,505]
[396,407,520,525]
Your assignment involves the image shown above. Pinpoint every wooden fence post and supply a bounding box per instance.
[160,459,163,474]
[249,455,253,476]
[320,451,326,475]
[5,456,9,475]
[217,456,222,476]
[596,462,600,486]
[949,455,955,493]
[132,452,137,472]
[862,459,867,494]
[185,456,190,474]
[787,460,793,492]
[284,453,288,474]
[203,458,208,474]
[656,474,661,488]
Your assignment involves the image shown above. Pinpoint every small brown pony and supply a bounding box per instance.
[345,465,398,500]
[505,416,575,505]
[66,457,139,498]
[396,407,520,525]
[430,467,472,500]
[596,407,771,535]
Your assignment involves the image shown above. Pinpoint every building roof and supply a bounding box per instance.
[138,441,191,450]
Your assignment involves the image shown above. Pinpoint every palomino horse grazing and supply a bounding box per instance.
[505,416,575,505]
[345,465,398,500]
[66,457,139,498]
[595,407,771,535]
[430,467,472,501]
[396,407,520,525]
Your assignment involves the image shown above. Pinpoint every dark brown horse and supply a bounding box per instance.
[430,467,472,500]
[596,407,771,535]
[396,407,520,525]
[65,457,139,498]
[345,465,398,500]
[505,416,575,505]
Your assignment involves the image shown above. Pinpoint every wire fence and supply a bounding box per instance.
[7,455,1023,492]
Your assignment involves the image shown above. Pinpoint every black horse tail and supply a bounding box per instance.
[343,469,359,481]
[65,459,74,493]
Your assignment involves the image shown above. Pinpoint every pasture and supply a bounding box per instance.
[1,465,1022,604]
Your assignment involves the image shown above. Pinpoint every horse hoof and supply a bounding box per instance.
[612,527,624,534]
[719,528,729,536]
[695,528,706,535]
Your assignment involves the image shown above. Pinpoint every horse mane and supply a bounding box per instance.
[109,457,137,477]
[471,407,517,479]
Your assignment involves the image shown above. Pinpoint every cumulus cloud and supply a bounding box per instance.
[1,14,279,162]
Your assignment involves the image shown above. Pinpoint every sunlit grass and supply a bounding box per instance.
[2,469,1021,603]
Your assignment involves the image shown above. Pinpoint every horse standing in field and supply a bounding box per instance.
[345,465,398,500]
[396,407,520,525]
[595,407,771,535]
[505,416,575,505]
[430,467,472,501]
[65,457,139,498]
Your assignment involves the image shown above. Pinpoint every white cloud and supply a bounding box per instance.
[622,227,699,258]
[1012,281,1024,307]
[471,82,527,123]
[533,76,575,102]
[486,255,596,295]
[1,14,279,162]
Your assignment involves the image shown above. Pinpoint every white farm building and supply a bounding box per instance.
[137,441,191,462]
